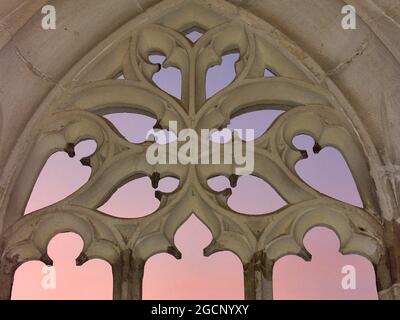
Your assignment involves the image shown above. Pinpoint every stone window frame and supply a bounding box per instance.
[0,0,385,300]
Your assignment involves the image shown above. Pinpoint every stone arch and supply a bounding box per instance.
[0,0,399,300]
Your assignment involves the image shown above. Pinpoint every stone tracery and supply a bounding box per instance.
[1,0,398,300]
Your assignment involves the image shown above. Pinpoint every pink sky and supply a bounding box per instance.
[11,35,378,299]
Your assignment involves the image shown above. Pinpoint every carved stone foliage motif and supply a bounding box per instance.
[0,1,384,300]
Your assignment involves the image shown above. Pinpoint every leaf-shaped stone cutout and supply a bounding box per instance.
[149,54,182,99]
[210,109,285,144]
[103,112,177,145]
[208,175,287,215]
[158,177,180,193]
[206,52,239,99]
[98,176,179,218]
[292,134,363,207]
[207,176,230,192]
[103,112,156,144]
[143,215,244,299]
[25,140,97,215]
[229,109,285,141]
[97,177,159,218]
[273,227,377,300]
[12,233,113,300]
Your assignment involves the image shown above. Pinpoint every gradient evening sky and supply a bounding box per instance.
[11,31,377,300]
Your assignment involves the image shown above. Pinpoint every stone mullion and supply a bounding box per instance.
[0,254,20,300]
[112,249,145,300]
[0,271,14,300]
[243,251,274,300]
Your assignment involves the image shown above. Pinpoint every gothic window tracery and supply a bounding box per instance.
[0,1,384,300]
